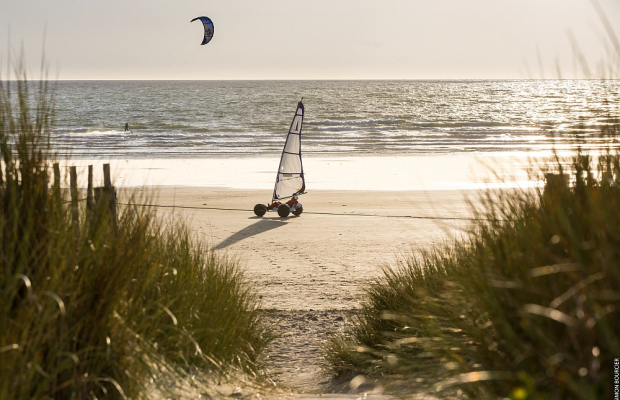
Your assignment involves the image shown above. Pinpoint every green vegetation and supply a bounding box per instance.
[326,128,620,398]
[0,71,273,398]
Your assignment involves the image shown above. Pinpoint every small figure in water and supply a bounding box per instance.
[124,123,131,133]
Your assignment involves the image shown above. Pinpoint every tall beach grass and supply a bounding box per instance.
[325,118,620,398]
[326,13,620,396]
[1,68,273,399]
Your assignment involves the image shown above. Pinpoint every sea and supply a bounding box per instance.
[49,80,619,159]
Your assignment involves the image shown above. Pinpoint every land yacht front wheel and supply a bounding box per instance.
[253,204,267,217]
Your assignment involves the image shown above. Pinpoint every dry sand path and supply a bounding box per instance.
[124,187,479,397]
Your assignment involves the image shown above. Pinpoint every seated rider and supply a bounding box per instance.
[267,201,281,210]
[267,194,299,210]
[285,193,299,208]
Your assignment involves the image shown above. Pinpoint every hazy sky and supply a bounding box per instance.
[1,0,618,80]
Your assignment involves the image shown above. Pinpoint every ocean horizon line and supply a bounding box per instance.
[8,78,619,82]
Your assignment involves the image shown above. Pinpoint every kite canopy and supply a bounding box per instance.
[190,16,214,45]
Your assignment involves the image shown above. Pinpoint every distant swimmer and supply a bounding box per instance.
[124,123,132,133]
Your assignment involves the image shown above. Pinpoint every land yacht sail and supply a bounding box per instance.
[272,100,305,202]
[254,100,306,218]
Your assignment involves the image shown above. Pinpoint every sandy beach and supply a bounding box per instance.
[128,187,479,310]
[68,152,537,394]
[117,184,482,394]
[54,150,600,397]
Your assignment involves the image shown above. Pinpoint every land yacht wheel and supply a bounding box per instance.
[292,206,303,216]
[253,204,267,217]
[277,204,290,218]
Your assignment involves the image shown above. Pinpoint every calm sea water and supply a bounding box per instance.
[50,80,618,158]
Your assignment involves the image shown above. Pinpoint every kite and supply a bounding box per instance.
[191,16,214,45]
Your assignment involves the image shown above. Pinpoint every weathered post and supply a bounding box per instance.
[103,164,117,222]
[103,164,112,188]
[543,173,569,207]
[70,166,79,228]
[53,163,61,200]
[94,163,117,228]
[87,165,94,213]
[42,163,48,192]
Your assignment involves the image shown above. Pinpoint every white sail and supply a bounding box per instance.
[272,101,305,201]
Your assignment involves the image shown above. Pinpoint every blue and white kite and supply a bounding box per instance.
[191,16,214,45]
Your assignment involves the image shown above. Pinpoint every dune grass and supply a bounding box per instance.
[325,124,620,398]
[0,70,273,399]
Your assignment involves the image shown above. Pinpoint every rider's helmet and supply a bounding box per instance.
[293,193,299,200]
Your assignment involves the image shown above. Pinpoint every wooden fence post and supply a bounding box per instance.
[94,163,117,228]
[103,164,117,222]
[103,164,112,189]
[87,165,94,213]
[70,166,79,228]
[543,173,569,206]
[53,163,60,200]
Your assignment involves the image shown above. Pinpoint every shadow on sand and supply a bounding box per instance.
[214,217,289,250]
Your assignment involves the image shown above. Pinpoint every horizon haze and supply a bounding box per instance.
[1,0,618,80]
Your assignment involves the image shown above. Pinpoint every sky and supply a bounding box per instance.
[1,0,618,80]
